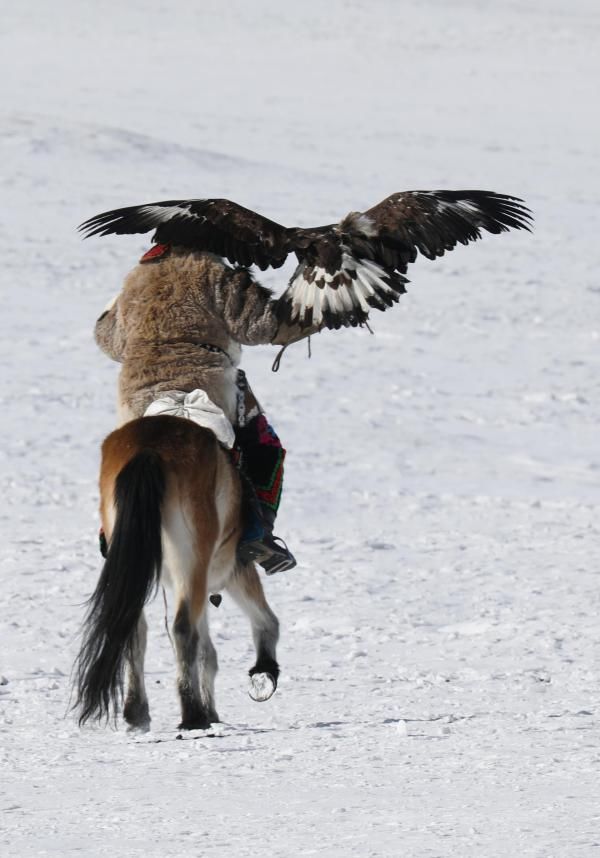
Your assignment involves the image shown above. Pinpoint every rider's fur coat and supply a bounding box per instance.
[95,248,302,424]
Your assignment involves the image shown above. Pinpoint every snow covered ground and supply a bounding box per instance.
[1,1,599,855]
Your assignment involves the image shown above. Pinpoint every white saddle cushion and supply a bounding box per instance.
[144,389,235,449]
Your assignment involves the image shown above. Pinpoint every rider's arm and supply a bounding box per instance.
[94,294,126,362]
[218,268,319,347]
[271,319,320,346]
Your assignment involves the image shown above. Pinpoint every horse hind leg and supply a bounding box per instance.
[173,599,205,730]
[226,562,280,702]
[162,487,219,729]
[173,594,218,729]
[123,612,150,732]
[196,609,219,723]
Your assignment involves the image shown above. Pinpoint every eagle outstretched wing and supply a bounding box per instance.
[79,198,291,270]
[276,190,532,330]
[79,190,532,331]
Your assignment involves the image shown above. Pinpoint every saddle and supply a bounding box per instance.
[144,389,235,448]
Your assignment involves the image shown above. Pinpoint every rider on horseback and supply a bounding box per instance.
[86,190,531,577]
[94,244,303,575]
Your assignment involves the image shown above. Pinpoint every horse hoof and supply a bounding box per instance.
[248,672,276,702]
[124,700,150,733]
[126,720,150,734]
[178,719,212,731]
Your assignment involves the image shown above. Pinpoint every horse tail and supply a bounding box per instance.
[74,450,165,725]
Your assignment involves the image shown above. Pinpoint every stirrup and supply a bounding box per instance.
[238,534,297,575]
[261,536,297,576]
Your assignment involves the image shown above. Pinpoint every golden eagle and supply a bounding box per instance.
[79,191,532,332]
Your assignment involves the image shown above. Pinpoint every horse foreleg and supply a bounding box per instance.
[226,563,280,702]
[123,612,150,731]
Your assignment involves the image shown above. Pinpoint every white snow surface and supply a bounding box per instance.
[1,1,600,856]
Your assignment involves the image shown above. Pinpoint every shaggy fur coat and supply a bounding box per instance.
[95,248,305,424]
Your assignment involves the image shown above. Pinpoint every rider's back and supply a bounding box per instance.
[95,248,280,423]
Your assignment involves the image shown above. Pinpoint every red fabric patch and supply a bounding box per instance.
[255,414,282,447]
[140,243,171,263]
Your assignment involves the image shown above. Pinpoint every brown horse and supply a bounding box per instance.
[73,414,280,731]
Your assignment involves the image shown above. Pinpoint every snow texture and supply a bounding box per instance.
[1,1,599,856]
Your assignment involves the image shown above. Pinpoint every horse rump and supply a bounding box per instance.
[73,414,279,731]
